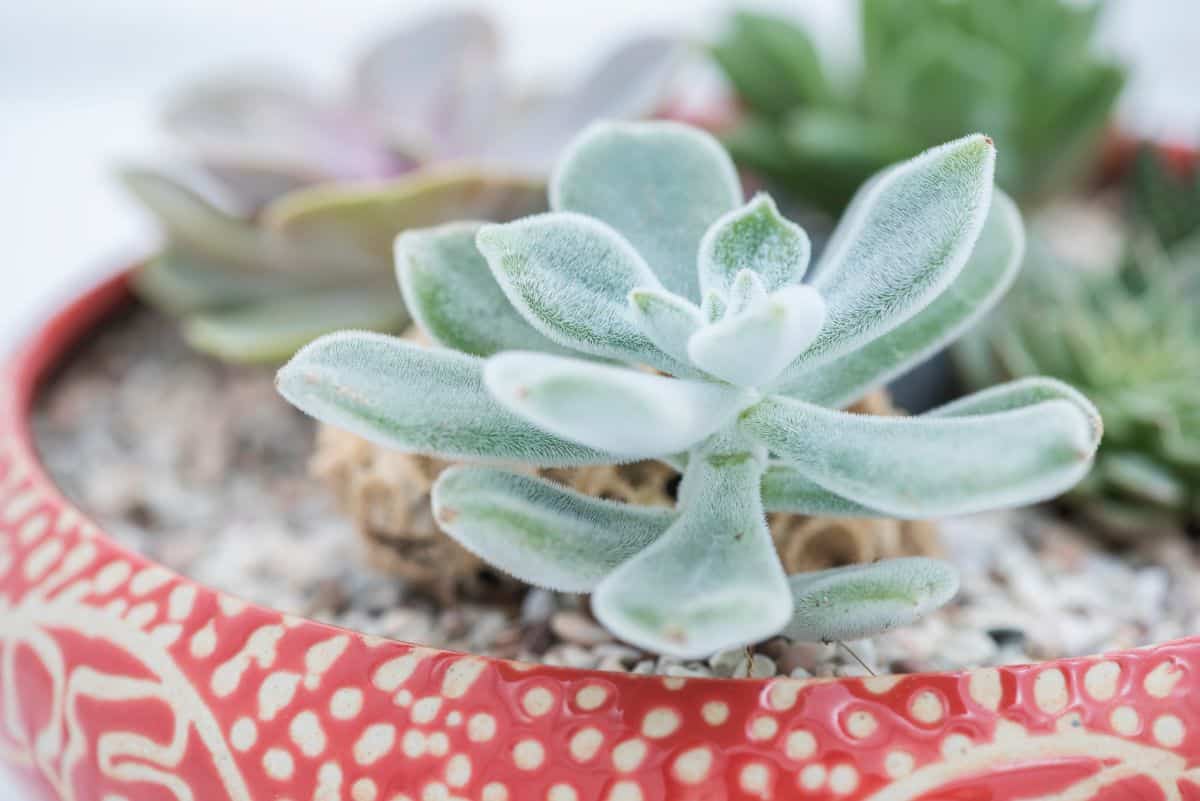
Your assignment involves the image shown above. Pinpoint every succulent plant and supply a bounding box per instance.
[279,121,1101,658]
[713,0,1126,216]
[957,207,1200,536]
[121,11,682,363]
[1127,144,1200,250]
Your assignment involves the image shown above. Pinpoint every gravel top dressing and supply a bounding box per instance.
[33,305,1200,678]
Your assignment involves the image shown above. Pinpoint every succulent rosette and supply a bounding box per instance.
[279,121,1101,657]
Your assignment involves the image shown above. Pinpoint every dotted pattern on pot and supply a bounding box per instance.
[2,273,1200,801]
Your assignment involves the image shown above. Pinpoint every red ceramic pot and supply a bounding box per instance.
[2,270,1199,801]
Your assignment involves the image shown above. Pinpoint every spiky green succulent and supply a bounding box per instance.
[714,0,1125,216]
[278,121,1100,658]
[958,149,1200,535]
[121,11,681,363]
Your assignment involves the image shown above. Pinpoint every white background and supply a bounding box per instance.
[1,1,1198,797]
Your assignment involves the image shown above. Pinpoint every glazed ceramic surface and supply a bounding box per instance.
[2,272,1199,801]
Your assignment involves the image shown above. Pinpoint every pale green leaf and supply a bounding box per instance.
[628,288,704,365]
[132,251,295,314]
[476,212,689,372]
[783,134,996,374]
[785,558,959,642]
[778,190,1024,404]
[277,332,614,465]
[395,221,567,357]
[739,378,1101,517]
[702,289,727,323]
[265,167,546,274]
[688,285,826,387]
[119,168,270,271]
[484,352,755,458]
[550,121,742,299]
[592,434,791,658]
[698,193,812,296]
[431,466,676,592]
[184,285,407,364]
[760,462,882,516]
[726,268,769,317]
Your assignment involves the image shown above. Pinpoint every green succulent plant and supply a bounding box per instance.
[714,0,1126,216]
[1128,144,1200,250]
[121,11,681,363]
[278,121,1101,658]
[958,150,1200,535]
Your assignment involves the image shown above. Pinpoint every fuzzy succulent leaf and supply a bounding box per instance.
[698,193,812,297]
[395,221,567,357]
[430,466,676,592]
[780,135,995,378]
[701,290,727,324]
[265,168,547,275]
[354,10,502,160]
[740,377,1101,518]
[592,435,791,658]
[785,557,960,642]
[550,121,743,299]
[476,212,690,373]
[688,285,826,387]
[725,269,770,317]
[484,352,755,458]
[628,288,705,365]
[277,332,614,465]
[781,190,1024,406]
[184,286,407,365]
[760,462,882,516]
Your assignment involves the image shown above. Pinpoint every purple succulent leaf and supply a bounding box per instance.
[354,10,505,162]
[482,35,686,173]
[199,164,313,215]
[163,71,402,207]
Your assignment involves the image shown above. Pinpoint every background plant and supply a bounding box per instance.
[958,147,1199,535]
[713,0,1126,216]
[279,121,1101,658]
[122,11,681,363]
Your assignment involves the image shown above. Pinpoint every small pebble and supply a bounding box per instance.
[733,654,776,679]
[520,589,557,624]
[776,641,835,675]
[708,648,748,678]
[550,611,612,646]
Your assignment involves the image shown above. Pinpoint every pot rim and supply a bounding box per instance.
[4,264,1197,688]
